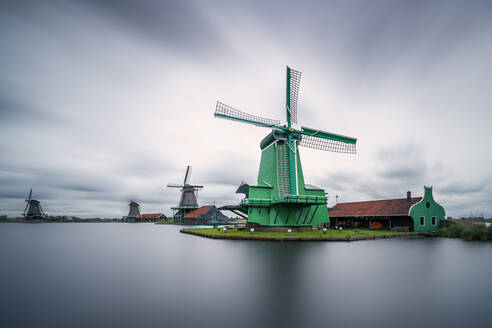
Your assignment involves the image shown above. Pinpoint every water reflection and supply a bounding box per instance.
[0,224,491,328]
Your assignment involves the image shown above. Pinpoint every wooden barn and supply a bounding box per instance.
[183,205,228,225]
[329,186,445,232]
[137,213,166,222]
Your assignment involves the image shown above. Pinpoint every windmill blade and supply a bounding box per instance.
[286,66,302,124]
[28,188,32,201]
[186,185,204,189]
[184,166,192,185]
[215,101,282,128]
[297,126,357,154]
[167,183,184,188]
[23,201,29,214]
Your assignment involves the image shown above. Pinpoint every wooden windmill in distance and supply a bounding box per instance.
[127,201,140,220]
[23,188,47,219]
[167,165,203,223]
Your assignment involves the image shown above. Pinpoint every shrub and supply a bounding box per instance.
[460,227,476,241]
[439,226,461,238]
[479,229,489,241]
[460,226,488,241]
[440,222,492,241]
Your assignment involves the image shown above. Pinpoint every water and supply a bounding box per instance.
[1,223,491,328]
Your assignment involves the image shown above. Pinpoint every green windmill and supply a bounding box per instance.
[214,66,357,228]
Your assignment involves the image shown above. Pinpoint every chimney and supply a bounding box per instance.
[407,191,411,201]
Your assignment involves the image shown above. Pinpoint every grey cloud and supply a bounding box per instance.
[379,165,424,180]
[59,184,103,193]
[0,89,58,124]
[0,91,28,122]
[1,0,491,217]
[318,144,451,203]
[76,0,227,56]
[440,181,489,195]
[115,157,173,179]
[377,143,422,161]
[201,159,256,187]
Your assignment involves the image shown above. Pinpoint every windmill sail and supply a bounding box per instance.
[215,101,281,128]
[298,126,356,154]
[185,185,204,188]
[184,166,191,185]
[286,66,302,124]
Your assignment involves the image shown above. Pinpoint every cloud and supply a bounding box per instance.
[440,181,488,195]
[75,0,228,57]
[1,0,491,217]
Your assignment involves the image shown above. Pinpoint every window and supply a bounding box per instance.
[432,216,436,226]
[426,202,430,208]
[420,216,425,226]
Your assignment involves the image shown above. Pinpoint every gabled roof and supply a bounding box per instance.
[185,205,214,219]
[138,213,164,219]
[330,197,422,217]
[236,181,249,196]
[305,184,323,190]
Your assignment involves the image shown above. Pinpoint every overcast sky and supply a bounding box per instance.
[1,0,491,218]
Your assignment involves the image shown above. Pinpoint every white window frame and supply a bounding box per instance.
[431,216,436,226]
[419,216,425,226]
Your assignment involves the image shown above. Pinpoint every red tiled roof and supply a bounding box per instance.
[330,197,422,217]
[185,205,213,219]
[138,213,163,219]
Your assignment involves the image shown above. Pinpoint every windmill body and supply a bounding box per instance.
[127,201,140,219]
[215,66,357,228]
[167,166,203,223]
[23,189,47,218]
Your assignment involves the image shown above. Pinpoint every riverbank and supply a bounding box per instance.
[180,227,432,241]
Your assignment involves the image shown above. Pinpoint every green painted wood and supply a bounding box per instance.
[409,186,445,232]
[246,136,330,227]
[297,127,357,144]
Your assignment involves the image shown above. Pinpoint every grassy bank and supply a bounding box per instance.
[439,221,492,241]
[181,227,424,241]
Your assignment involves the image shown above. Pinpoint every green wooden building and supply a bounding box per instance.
[330,186,445,232]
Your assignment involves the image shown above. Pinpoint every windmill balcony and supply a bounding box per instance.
[273,195,327,205]
[171,205,199,210]
[241,195,327,207]
[240,198,271,207]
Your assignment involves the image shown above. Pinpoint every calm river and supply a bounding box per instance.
[0,223,491,328]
